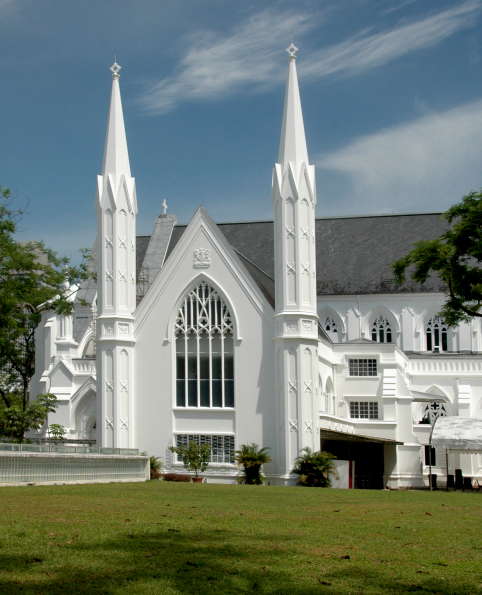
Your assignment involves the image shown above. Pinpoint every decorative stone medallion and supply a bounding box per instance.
[193,248,211,268]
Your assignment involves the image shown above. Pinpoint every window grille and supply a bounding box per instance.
[426,316,448,352]
[348,359,377,376]
[323,317,339,342]
[349,401,379,419]
[175,434,235,464]
[371,316,392,343]
[420,401,447,425]
[175,282,234,408]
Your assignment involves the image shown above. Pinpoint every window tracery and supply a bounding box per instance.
[426,316,448,352]
[420,401,447,424]
[371,316,392,343]
[175,282,234,408]
[323,316,339,342]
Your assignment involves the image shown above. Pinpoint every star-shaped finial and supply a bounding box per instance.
[286,42,299,59]
[110,61,122,79]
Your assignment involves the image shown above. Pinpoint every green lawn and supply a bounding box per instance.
[0,482,481,594]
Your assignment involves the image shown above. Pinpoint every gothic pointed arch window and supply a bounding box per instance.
[426,316,448,352]
[175,282,234,408]
[371,316,392,343]
[323,316,339,343]
[420,401,448,425]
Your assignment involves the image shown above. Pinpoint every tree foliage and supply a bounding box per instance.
[292,448,336,487]
[48,423,66,442]
[235,443,271,485]
[169,441,211,477]
[393,191,482,326]
[0,393,57,443]
[0,187,88,441]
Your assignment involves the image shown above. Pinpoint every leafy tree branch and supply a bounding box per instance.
[393,191,482,326]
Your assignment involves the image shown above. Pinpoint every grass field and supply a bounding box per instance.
[0,482,481,594]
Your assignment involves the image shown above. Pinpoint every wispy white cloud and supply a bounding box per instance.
[317,99,482,214]
[140,1,480,114]
[382,0,418,16]
[302,0,480,80]
[141,9,316,113]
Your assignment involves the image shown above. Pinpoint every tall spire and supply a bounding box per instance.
[278,43,309,169]
[102,61,131,177]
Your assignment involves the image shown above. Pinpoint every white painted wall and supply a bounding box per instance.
[134,210,278,475]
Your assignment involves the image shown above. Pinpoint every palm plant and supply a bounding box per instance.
[292,448,336,487]
[149,456,162,480]
[235,443,271,485]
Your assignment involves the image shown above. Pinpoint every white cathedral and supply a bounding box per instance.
[32,48,482,488]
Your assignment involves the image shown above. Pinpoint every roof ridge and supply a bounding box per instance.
[152,211,444,230]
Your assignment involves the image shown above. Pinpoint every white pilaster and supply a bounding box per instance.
[96,62,137,448]
[273,45,319,476]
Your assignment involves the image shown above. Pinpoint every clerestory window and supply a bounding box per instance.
[175,282,234,408]
[426,316,448,352]
[371,316,392,343]
[323,316,339,343]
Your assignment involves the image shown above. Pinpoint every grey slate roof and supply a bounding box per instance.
[149,212,447,296]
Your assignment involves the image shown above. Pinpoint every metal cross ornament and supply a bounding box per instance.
[110,61,122,78]
[286,43,299,58]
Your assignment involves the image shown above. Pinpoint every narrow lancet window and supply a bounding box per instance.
[426,316,448,352]
[175,282,234,408]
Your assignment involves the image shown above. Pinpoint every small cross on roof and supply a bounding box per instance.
[286,43,299,58]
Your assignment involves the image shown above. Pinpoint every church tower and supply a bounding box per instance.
[273,45,319,476]
[96,62,137,448]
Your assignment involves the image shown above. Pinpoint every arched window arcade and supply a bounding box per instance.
[175,282,234,408]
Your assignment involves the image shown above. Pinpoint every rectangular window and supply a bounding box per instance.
[175,434,235,464]
[350,401,379,419]
[349,358,377,376]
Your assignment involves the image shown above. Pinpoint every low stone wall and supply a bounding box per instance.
[0,451,149,485]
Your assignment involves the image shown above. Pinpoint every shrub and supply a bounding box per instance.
[149,456,162,480]
[292,448,336,487]
[48,423,66,442]
[169,441,211,477]
[162,473,191,482]
[235,443,271,485]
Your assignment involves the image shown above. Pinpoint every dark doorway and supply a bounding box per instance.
[322,439,384,489]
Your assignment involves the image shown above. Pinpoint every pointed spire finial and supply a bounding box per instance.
[161,199,168,216]
[278,43,308,169]
[102,60,131,176]
[110,61,122,79]
[286,42,299,59]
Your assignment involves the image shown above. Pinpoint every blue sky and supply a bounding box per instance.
[2,0,482,260]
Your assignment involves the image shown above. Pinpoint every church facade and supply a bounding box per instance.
[31,50,482,488]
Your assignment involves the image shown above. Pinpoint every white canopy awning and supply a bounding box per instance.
[432,416,482,452]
